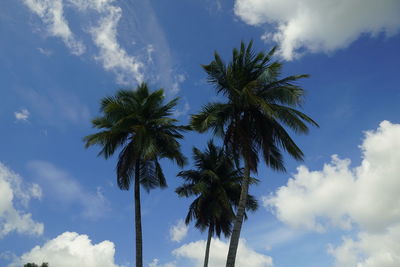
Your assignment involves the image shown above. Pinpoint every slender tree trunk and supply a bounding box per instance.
[226,159,250,267]
[134,160,143,267]
[204,224,213,267]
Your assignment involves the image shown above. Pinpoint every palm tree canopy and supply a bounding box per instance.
[191,41,318,172]
[84,82,188,191]
[176,141,258,238]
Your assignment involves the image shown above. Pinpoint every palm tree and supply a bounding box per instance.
[191,41,318,266]
[176,141,258,267]
[84,83,188,267]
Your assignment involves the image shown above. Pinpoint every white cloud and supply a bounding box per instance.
[14,109,30,122]
[170,74,186,95]
[23,0,182,92]
[23,0,144,85]
[266,121,400,232]
[234,0,400,60]
[149,258,176,267]
[23,0,85,55]
[173,102,190,118]
[173,238,273,267]
[9,232,123,267]
[329,224,400,267]
[0,162,43,238]
[170,220,189,243]
[265,120,400,265]
[27,160,110,219]
[37,47,53,56]
[89,4,144,85]
[146,44,155,64]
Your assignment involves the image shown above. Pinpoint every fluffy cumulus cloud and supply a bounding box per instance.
[23,0,143,84]
[265,121,400,266]
[14,109,30,121]
[0,162,43,238]
[234,0,400,60]
[328,224,400,267]
[9,232,122,267]
[173,238,273,267]
[27,160,110,219]
[170,219,189,243]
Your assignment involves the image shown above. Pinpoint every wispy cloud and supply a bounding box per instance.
[173,101,190,118]
[37,47,53,56]
[27,160,110,219]
[89,4,144,85]
[14,108,30,122]
[23,0,145,85]
[170,74,186,96]
[23,0,183,93]
[149,258,176,267]
[23,0,85,55]
[0,162,43,238]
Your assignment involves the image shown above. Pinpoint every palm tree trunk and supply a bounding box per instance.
[204,224,213,267]
[134,159,143,267]
[226,159,250,267]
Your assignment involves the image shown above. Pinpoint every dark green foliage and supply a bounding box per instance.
[84,82,188,191]
[192,40,318,172]
[176,141,258,237]
[24,263,48,267]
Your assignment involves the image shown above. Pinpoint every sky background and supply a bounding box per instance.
[1,0,400,266]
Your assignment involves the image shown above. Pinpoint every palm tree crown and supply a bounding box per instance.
[176,141,257,237]
[176,141,257,267]
[84,83,187,190]
[191,41,318,267]
[192,41,318,172]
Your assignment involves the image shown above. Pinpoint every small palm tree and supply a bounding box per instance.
[84,83,188,267]
[191,41,318,266]
[176,141,258,267]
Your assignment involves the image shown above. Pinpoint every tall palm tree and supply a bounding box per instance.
[191,41,318,266]
[84,83,187,267]
[176,141,258,267]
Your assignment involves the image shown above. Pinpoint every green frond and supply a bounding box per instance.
[84,82,188,192]
[192,40,317,174]
[176,141,258,238]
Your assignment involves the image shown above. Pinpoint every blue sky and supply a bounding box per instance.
[1,0,400,266]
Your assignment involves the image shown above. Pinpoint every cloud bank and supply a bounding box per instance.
[9,232,122,267]
[173,238,273,267]
[0,162,43,238]
[234,0,400,60]
[265,121,400,266]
